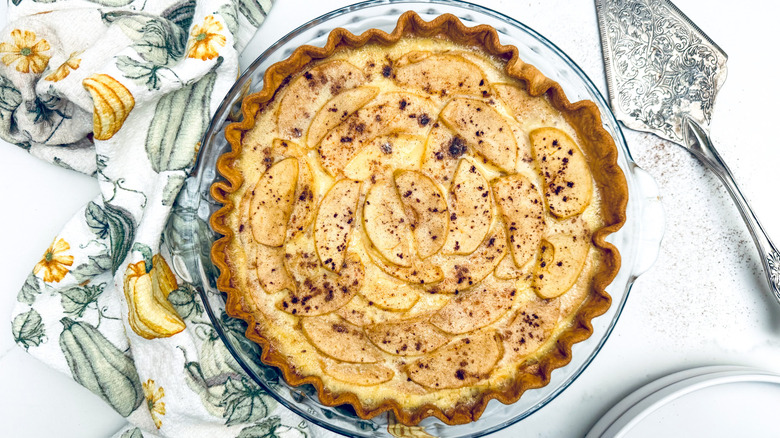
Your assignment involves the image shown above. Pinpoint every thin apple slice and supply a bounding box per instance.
[492,83,561,129]
[321,358,394,385]
[394,170,448,259]
[238,187,254,247]
[335,294,410,327]
[363,179,415,267]
[366,320,449,356]
[302,315,382,363]
[249,158,299,247]
[439,98,517,172]
[241,138,305,170]
[254,243,294,294]
[360,263,420,311]
[502,292,560,361]
[420,122,463,190]
[307,86,379,148]
[406,330,502,389]
[318,92,435,175]
[393,50,432,67]
[283,223,321,281]
[335,295,378,327]
[239,189,295,294]
[430,277,516,334]
[492,173,545,268]
[556,254,596,317]
[279,255,364,316]
[441,158,493,255]
[530,127,593,219]
[342,134,425,181]
[393,52,489,97]
[532,233,589,299]
[314,179,362,272]
[366,246,443,285]
[429,224,507,294]
[270,138,307,158]
[286,159,316,242]
[277,60,365,140]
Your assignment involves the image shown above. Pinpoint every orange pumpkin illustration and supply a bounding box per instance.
[123,254,185,339]
[82,74,135,140]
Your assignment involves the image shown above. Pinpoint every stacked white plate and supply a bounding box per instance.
[586,366,780,437]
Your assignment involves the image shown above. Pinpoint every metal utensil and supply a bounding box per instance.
[595,0,780,302]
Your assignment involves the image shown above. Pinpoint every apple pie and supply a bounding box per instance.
[211,11,628,425]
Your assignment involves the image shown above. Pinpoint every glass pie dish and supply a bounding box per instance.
[163,1,665,436]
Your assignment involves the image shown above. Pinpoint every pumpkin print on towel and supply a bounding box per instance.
[3,0,329,436]
[59,318,144,417]
[123,254,186,339]
[145,69,218,173]
[82,74,135,140]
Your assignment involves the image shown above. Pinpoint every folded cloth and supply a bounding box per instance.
[3,1,335,437]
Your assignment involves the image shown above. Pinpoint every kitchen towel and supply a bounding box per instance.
[2,1,335,437]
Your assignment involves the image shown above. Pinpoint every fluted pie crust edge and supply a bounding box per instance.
[210,11,628,426]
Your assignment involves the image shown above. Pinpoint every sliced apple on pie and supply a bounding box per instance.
[439,97,517,172]
[421,123,464,190]
[492,173,545,268]
[253,244,294,294]
[492,83,561,130]
[314,178,362,272]
[530,127,593,219]
[342,134,425,181]
[406,330,502,389]
[359,263,420,311]
[280,254,365,316]
[248,157,299,247]
[394,170,448,259]
[302,315,382,363]
[502,291,561,361]
[321,358,395,386]
[277,60,366,140]
[430,276,516,334]
[318,92,436,175]
[441,158,492,255]
[307,86,379,149]
[393,52,489,97]
[532,233,589,299]
[366,247,444,285]
[363,178,415,267]
[366,320,449,356]
[430,224,506,294]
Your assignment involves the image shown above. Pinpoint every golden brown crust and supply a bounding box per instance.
[210,11,628,425]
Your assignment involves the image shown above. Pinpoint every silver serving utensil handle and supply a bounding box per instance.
[682,117,780,302]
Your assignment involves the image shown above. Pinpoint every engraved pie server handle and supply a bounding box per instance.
[682,117,780,303]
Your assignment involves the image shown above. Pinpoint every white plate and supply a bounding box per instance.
[587,366,780,438]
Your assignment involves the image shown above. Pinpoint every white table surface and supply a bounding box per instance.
[2,0,779,437]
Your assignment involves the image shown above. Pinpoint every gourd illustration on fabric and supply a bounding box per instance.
[59,318,144,417]
[123,254,186,339]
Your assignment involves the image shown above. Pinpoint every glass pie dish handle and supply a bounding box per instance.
[625,161,665,281]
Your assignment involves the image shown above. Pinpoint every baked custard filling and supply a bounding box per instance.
[215,29,624,424]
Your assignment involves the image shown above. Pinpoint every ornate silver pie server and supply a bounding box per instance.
[595,0,780,302]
